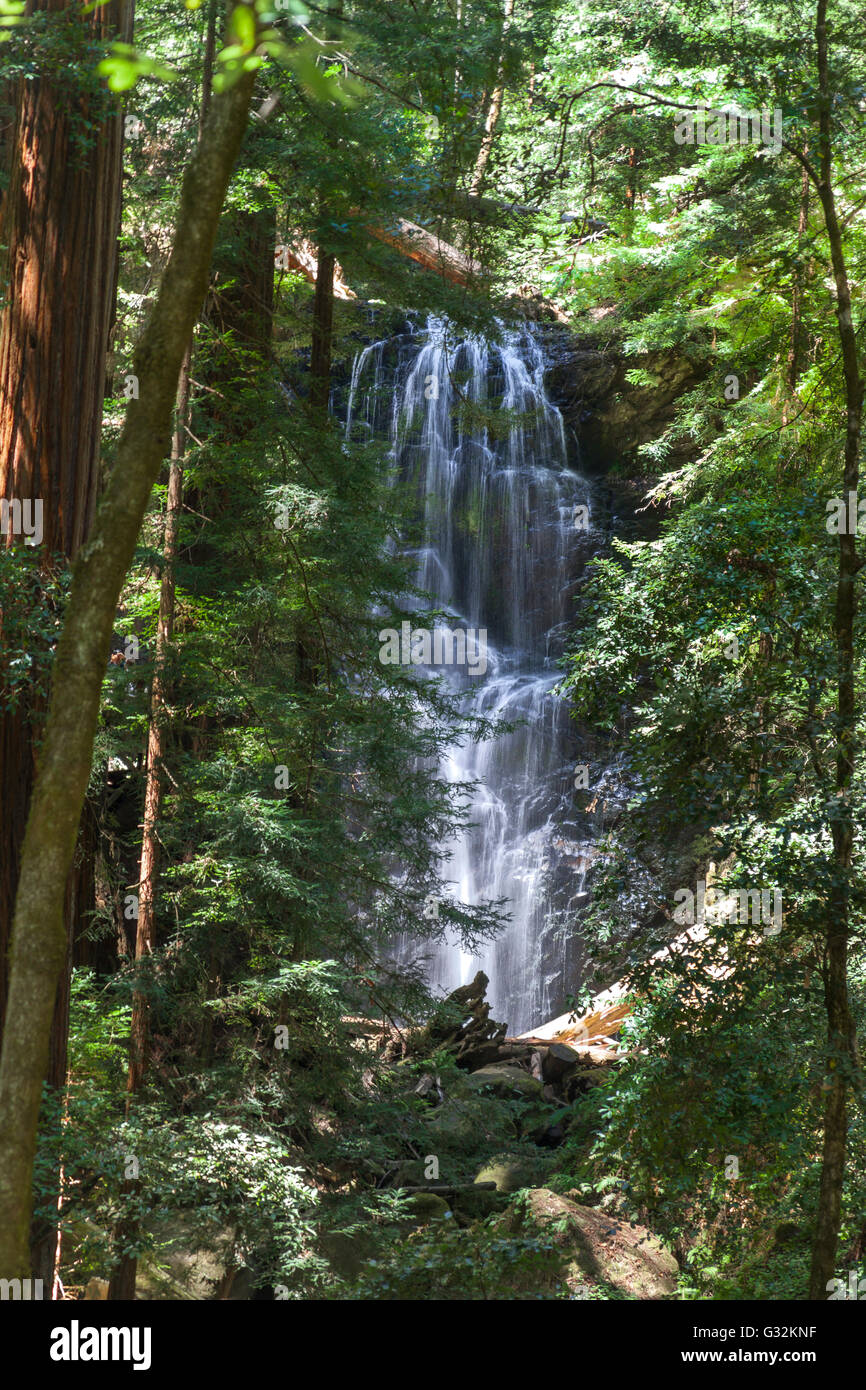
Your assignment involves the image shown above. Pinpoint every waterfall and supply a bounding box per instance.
[346,315,603,1034]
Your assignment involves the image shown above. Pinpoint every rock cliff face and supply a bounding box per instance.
[540,328,706,474]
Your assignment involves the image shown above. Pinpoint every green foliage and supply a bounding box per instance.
[0,548,70,715]
[17,0,866,1302]
[348,1214,569,1301]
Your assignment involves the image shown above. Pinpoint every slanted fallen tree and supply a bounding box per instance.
[278,236,356,300]
[517,920,739,1061]
[281,217,484,299]
[363,217,485,288]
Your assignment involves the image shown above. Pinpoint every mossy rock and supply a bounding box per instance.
[498,1189,678,1300]
[402,1193,451,1223]
[424,1092,516,1148]
[474,1152,554,1194]
[450,1186,510,1220]
[464,1064,545,1102]
[320,1229,378,1279]
[134,1216,246,1301]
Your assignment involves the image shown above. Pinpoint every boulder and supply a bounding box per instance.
[542,333,705,471]
[450,1186,510,1221]
[563,1066,609,1101]
[474,1152,554,1194]
[135,1217,249,1301]
[424,1091,511,1147]
[500,1189,678,1300]
[320,1229,377,1279]
[402,1193,451,1223]
[465,1063,545,1102]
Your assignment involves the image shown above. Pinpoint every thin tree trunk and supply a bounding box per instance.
[310,250,335,412]
[106,351,190,1302]
[469,0,514,196]
[108,0,221,1300]
[787,156,810,395]
[0,0,133,1289]
[308,0,341,414]
[127,348,190,1097]
[806,0,864,1300]
[0,29,257,1278]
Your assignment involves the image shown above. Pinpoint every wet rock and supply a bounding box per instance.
[542,331,705,471]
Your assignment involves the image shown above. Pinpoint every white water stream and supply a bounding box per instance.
[347,316,602,1033]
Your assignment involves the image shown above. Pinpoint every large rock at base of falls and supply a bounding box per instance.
[423,1091,512,1148]
[499,1189,678,1300]
[464,1063,545,1101]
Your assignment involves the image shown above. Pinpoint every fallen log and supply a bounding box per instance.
[515,920,746,1057]
[396,1182,497,1192]
[278,219,482,296]
[541,1041,583,1083]
[364,217,485,287]
[277,236,356,300]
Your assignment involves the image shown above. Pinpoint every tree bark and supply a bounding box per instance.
[0,35,257,1279]
[365,216,483,285]
[310,249,335,412]
[0,0,133,1047]
[805,0,864,1301]
[787,157,810,394]
[127,349,190,1098]
[469,0,514,197]
[0,0,134,1289]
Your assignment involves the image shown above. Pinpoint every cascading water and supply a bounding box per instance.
[346,315,604,1034]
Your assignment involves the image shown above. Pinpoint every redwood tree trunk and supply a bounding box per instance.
[0,0,134,1287]
[0,18,257,1278]
[0,0,133,1033]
